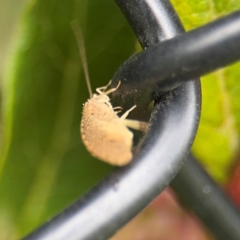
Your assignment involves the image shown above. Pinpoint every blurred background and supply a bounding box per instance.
[0,0,240,239]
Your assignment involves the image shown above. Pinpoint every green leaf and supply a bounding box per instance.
[172,0,240,182]
[0,0,136,238]
[1,0,240,239]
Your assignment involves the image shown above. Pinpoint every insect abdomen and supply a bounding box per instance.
[80,100,133,166]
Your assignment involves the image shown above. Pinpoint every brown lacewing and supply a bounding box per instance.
[71,20,147,166]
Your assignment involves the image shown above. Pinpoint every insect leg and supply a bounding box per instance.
[96,80,112,94]
[114,106,122,114]
[104,81,121,95]
[113,106,123,111]
[120,105,137,119]
[120,105,147,131]
[123,119,148,131]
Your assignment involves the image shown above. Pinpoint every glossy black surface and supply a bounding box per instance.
[112,11,240,93]
[172,155,240,240]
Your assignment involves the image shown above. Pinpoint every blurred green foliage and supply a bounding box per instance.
[0,0,240,239]
[172,0,240,182]
[0,0,136,238]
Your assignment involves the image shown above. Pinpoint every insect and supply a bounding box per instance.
[71,20,147,166]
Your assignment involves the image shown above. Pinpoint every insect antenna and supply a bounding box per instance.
[70,20,93,97]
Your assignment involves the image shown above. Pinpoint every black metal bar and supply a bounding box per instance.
[115,3,240,240]
[23,0,200,239]
[171,155,240,240]
[112,11,240,93]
